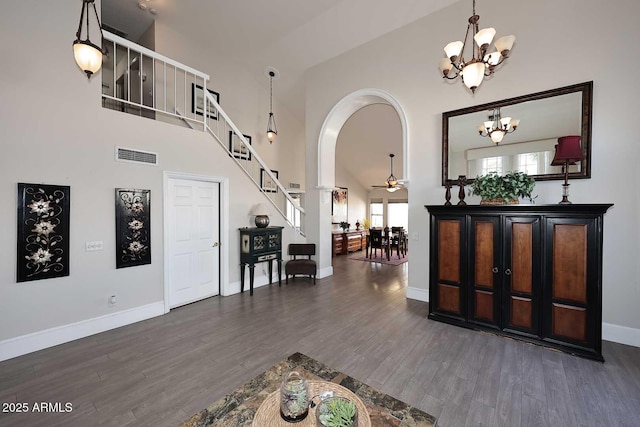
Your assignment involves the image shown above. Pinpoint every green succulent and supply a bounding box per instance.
[318,397,357,427]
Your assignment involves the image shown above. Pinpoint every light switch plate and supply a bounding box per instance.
[86,241,104,251]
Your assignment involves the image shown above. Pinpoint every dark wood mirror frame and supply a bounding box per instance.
[442,81,593,186]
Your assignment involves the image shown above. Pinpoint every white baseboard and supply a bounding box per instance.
[318,266,333,279]
[603,322,640,347]
[0,302,165,362]
[406,286,429,302]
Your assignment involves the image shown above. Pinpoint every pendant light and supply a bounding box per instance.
[73,0,107,79]
[265,67,279,143]
[439,0,515,93]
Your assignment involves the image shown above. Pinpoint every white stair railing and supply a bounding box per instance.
[101,31,305,235]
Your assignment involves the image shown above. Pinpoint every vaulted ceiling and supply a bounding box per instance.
[102,0,460,187]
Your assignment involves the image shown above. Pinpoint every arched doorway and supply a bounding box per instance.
[315,88,409,277]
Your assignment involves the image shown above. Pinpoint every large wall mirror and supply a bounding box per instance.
[442,81,592,185]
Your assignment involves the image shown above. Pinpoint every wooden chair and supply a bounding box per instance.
[390,227,407,258]
[285,243,317,284]
[368,228,389,260]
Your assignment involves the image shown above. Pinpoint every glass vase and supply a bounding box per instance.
[279,371,309,423]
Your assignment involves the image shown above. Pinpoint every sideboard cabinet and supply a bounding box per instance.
[332,230,366,256]
[425,204,612,361]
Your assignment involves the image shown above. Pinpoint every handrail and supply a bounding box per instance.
[103,31,209,81]
[203,91,304,213]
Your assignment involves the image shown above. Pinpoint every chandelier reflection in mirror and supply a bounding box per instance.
[439,0,515,93]
[478,107,519,144]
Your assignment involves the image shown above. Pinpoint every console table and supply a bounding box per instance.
[239,226,283,295]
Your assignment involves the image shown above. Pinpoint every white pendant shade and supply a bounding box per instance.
[73,41,102,76]
[439,58,454,76]
[461,62,486,91]
[495,35,516,55]
[510,118,520,128]
[267,130,276,142]
[483,120,494,131]
[484,51,502,66]
[386,186,398,193]
[444,41,464,60]
[490,131,505,143]
[500,117,512,129]
[474,27,496,48]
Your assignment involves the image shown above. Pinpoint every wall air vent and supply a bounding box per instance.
[289,183,301,189]
[115,146,158,166]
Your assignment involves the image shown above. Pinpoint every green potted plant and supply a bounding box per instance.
[316,396,358,427]
[470,171,535,204]
[339,221,350,232]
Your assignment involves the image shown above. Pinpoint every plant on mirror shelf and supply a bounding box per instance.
[470,171,535,204]
[316,396,358,427]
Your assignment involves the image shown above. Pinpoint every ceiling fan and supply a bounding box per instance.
[372,153,403,192]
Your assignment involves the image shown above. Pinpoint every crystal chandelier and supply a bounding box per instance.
[439,0,515,93]
[478,107,519,144]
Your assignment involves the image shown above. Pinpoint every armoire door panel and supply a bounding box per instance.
[552,223,588,303]
[511,222,533,294]
[475,290,494,321]
[552,303,587,342]
[438,283,461,314]
[474,221,495,289]
[438,220,461,283]
[510,296,533,330]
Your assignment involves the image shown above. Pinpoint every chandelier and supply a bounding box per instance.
[266,68,279,143]
[73,0,107,79]
[478,107,519,144]
[439,0,515,93]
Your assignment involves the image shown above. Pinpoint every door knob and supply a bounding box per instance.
[212,242,220,247]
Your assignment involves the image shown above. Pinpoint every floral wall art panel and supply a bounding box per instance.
[115,188,151,269]
[17,183,70,283]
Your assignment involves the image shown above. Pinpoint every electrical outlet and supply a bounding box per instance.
[86,241,104,251]
[109,295,116,305]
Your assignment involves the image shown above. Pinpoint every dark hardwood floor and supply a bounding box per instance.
[1,255,639,427]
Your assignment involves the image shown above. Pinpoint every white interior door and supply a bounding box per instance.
[167,177,220,308]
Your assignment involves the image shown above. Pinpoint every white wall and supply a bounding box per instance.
[0,1,304,354]
[304,0,640,342]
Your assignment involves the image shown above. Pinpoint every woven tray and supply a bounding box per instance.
[252,380,371,427]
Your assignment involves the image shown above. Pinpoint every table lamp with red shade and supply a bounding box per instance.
[551,135,584,204]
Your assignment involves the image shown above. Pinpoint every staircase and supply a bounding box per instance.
[101,31,305,235]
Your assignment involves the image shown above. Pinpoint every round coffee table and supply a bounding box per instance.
[252,380,371,426]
